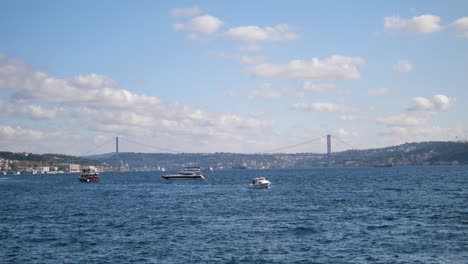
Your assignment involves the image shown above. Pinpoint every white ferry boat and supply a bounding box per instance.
[162,166,205,180]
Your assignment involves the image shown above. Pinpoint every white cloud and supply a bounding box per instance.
[173,15,223,34]
[240,43,262,52]
[367,88,390,96]
[173,23,185,31]
[0,125,45,141]
[432,94,455,110]
[383,15,468,38]
[451,17,468,38]
[249,55,365,81]
[302,82,335,92]
[374,94,455,135]
[0,53,277,154]
[240,55,268,65]
[171,6,202,17]
[0,101,66,120]
[224,24,299,42]
[375,94,457,142]
[0,55,164,109]
[74,73,118,89]
[406,94,455,112]
[73,104,271,141]
[393,60,413,73]
[376,115,427,127]
[0,125,84,154]
[290,102,349,113]
[451,17,468,31]
[410,97,433,110]
[250,111,266,117]
[378,125,461,143]
[248,83,281,100]
[333,128,354,140]
[339,115,360,121]
[384,14,443,34]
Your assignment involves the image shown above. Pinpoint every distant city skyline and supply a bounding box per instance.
[1,1,467,155]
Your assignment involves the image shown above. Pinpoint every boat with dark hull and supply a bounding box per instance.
[79,167,99,182]
[373,163,393,168]
[232,163,247,169]
[162,167,205,180]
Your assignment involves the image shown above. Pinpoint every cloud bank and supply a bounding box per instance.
[384,14,443,34]
[249,55,365,81]
[393,60,413,73]
[173,15,224,35]
[224,24,299,42]
[0,53,272,154]
[376,94,456,140]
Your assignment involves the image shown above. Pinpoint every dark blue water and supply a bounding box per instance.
[1,166,467,263]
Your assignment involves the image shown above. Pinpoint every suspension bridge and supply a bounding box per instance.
[83,134,358,156]
[81,134,366,170]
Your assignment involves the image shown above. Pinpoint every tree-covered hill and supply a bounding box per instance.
[0,151,97,165]
[87,141,468,169]
[2,141,468,170]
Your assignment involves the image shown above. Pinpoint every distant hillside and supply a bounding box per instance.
[85,141,468,169]
[3,141,467,170]
[0,151,98,165]
[335,141,468,165]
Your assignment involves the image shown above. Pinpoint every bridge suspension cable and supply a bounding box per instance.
[262,135,327,153]
[332,135,359,150]
[80,137,116,156]
[80,133,361,156]
[330,135,375,158]
[119,137,181,154]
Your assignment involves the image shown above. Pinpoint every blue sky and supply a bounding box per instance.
[1,1,467,155]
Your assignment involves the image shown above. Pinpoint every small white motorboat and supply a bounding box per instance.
[250,176,271,189]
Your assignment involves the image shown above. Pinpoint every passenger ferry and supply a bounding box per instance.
[162,166,205,180]
[79,166,99,182]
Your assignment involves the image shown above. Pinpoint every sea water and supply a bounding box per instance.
[1,166,467,263]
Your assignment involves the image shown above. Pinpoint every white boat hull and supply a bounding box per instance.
[250,176,271,188]
[251,182,270,189]
[162,166,205,180]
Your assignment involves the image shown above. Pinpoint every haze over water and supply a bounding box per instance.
[1,166,467,263]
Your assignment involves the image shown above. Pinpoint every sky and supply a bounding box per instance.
[0,0,467,155]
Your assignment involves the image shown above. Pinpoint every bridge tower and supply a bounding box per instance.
[326,134,331,166]
[116,137,122,171]
[116,137,119,153]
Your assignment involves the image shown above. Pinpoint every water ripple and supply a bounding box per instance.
[1,166,467,263]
